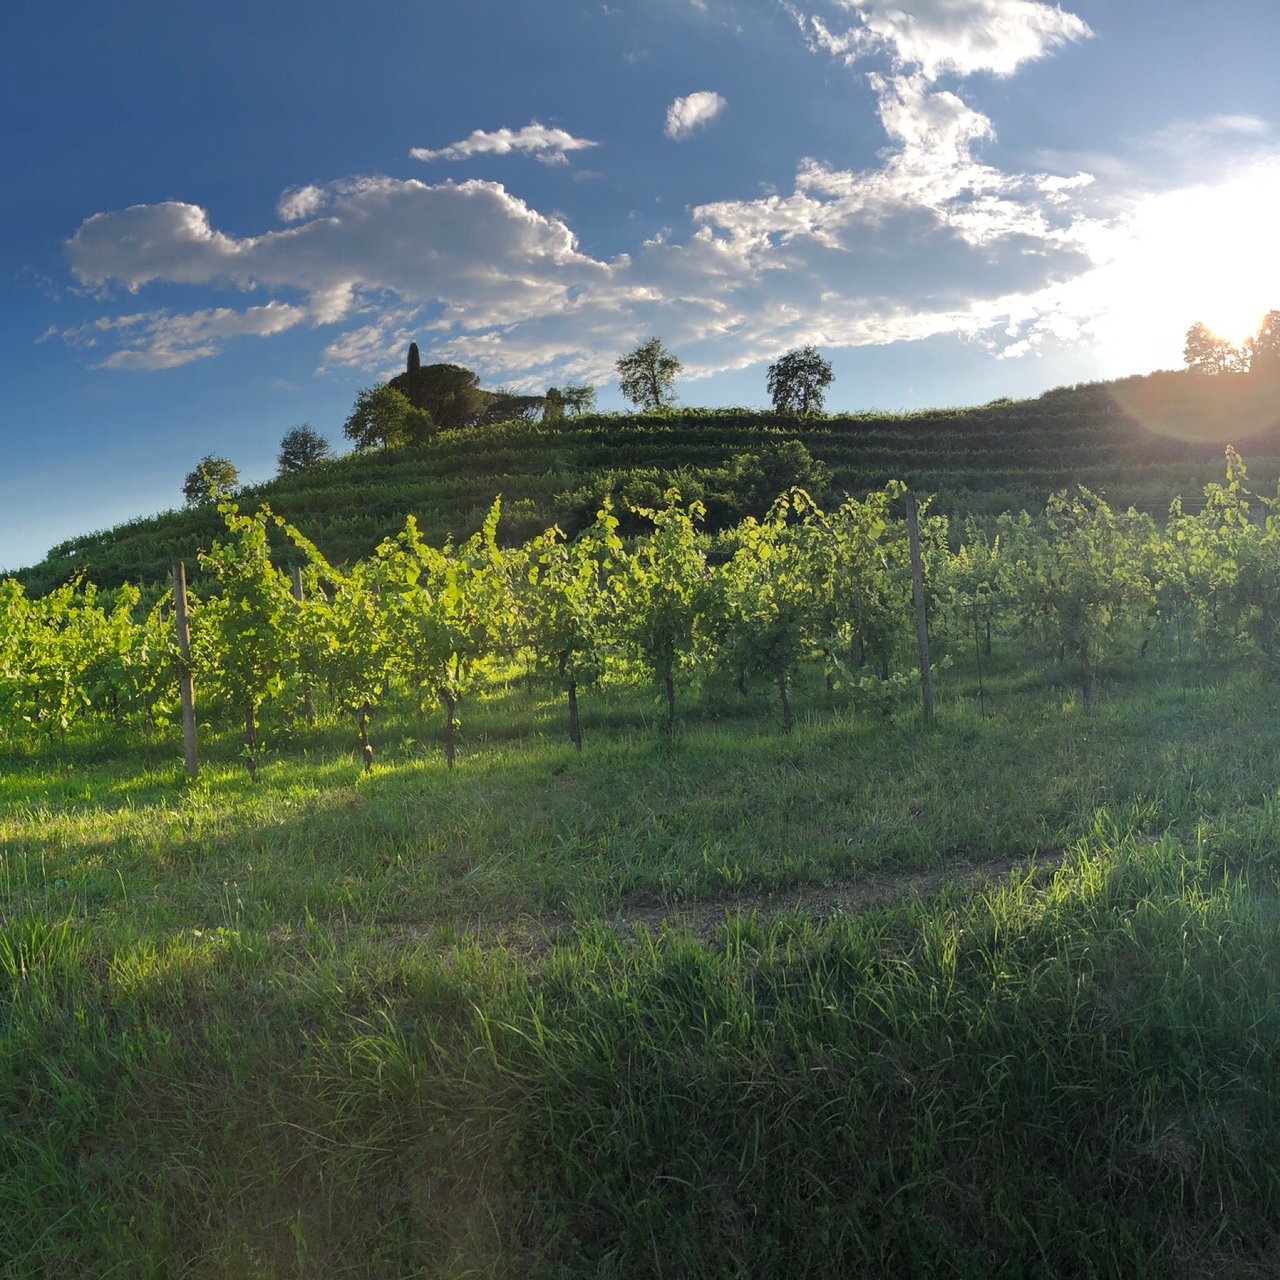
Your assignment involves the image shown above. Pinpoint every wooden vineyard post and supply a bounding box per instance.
[291,563,316,727]
[904,493,934,722]
[172,560,200,780]
[972,600,986,719]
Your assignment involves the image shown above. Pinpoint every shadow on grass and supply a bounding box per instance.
[4,661,1280,955]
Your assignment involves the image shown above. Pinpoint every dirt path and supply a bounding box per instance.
[363,850,1068,958]
[593,850,1065,945]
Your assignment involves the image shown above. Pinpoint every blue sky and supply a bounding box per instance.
[2,0,1279,570]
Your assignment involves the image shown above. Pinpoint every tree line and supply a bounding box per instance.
[1183,310,1280,375]
[183,307,1280,508]
[181,340,837,506]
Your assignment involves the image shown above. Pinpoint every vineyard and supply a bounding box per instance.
[5,447,1280,774]
[11,450,1280,1275]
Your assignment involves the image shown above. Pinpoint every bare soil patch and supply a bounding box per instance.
[351,850,1069,960]
[592,851,1065,945]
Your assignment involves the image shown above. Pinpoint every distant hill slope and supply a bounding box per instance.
[17,374,1280,594]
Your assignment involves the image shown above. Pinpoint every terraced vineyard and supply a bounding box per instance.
[20,374,1280,594]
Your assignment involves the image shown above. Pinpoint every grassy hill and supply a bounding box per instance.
[19,372,1280,594]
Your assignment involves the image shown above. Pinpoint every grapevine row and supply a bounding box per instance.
[2,450,1277,776]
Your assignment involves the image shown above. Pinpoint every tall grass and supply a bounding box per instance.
[7,666,1280,1274]
[5,828,1280,1275]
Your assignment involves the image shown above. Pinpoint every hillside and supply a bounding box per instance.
[18,373,1280,594]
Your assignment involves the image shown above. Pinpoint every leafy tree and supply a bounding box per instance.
[0,578,125,742]
[707,489,835,733]
[823,481,917,685]
[407,341,421,375]
[543,387,566,424]
[402,406,437,445]
[562,384,597,416]
[0,578,180,745]
[343,384,414,450]
[310,559,392,771]
[941,516,1003,663]
[378,500,510,767]
[760,441,830,503]
[81,584,180,738]
[1000,489,1155,708]
[1173,448,1280,672]
[767,346,834,416]
[1183,323,1246,375]
[1248,309,1280,376]
[182,455,239,506]
[392,362,488,429]
[278,521,391,769]
[277,424,332,474]
[476,390,546,425]
[617,338,681,411]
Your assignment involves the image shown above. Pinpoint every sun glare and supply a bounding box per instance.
[1197,303,1270,350]
[1053,161,1280,376]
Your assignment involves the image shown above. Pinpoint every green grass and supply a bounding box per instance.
[8,657,1280,1275]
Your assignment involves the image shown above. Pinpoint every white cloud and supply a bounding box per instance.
[309,283,357,325]
[68,178,615,342]
[60,122,1103,384]
[689,70,1090,259]
[990,153,1280,374]
[316,307,423,376]
[665,91,727,140]
[277,184,329,222]
[792,0,1091,80]
[318,322,401,374]
[54,301,308,370]
[1144,113,1273,174]
[410,122,599,166]
[101,346,220,371]
[56,0,1276,403]
[1205,113,1269,137]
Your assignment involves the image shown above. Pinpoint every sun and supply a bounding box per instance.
[1197,300,1270,350]
[1058,162,1280,378]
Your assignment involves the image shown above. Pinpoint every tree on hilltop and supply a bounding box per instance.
[343,384,417,450]
[277,424,332,474]
[562,383,597,415]
[767,346,834,416]
[617,338,681,411]
[479,391,547,425]
[1184,323,1247,375]
[539,383,595,423]
[392,343,564,428]
[402,406,437,444]
[1248,310,1280,376]
[543,387,566,423]
[391,359,487,430]
[182,455,239,506]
